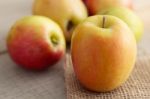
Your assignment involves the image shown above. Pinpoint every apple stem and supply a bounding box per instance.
[67,20,74,32]
[102,16,106,28]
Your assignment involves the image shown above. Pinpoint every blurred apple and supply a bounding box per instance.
[82,0,133,15]
[99,7,143,42]
[33,0,88,42]
[71,15,137,92]
[7,16,66,70]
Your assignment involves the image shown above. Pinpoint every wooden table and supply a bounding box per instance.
[0,0,149,99]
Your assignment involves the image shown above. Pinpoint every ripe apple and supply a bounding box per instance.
[33,0,88,42]
[82,0,133,15]
[71,15,137,92]
[99,7,143,42]
[7,16,66,70]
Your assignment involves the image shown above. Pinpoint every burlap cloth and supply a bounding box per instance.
[65,48,150,99]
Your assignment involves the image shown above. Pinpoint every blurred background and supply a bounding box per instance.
[0,0,150,52]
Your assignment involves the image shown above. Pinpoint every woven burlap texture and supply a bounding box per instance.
[65,49,150,99]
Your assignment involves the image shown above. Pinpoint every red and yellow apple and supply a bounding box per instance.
[71,15,137,92]
[99,7,143,42]
[7,16,66,70]
[82,0,133,15]
[33,0,88,42]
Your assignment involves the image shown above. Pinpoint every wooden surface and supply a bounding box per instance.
[0,0,150,99]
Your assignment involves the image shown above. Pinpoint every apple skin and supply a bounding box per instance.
[7,16,66,70]
[82,0,133,15]
[33,0,88,42]
[71,15,137,92]
[99,7,143,42]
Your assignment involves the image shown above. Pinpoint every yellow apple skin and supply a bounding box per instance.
[71,15,137,92]
[33,0,88,42]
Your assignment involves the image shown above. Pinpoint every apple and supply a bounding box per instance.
[7,16,66,70]
[33,0,88,42]
[82,0,133,15]
[99,7,143,42]
[71,15,137,92]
